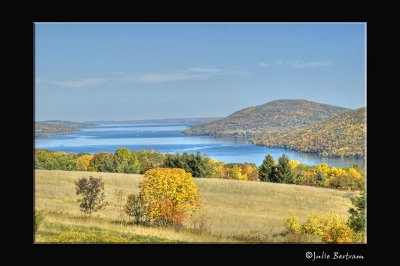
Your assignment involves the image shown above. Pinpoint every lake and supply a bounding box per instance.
[35,123,365,168]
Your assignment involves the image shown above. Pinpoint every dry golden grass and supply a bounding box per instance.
[35,170,352,243]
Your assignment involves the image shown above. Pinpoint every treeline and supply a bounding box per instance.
[258,154,365,190]
[34,148,364,190]
[34,148,258,181]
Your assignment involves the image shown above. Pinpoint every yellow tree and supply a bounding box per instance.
[76,154,95,171]
[229,165,247,180]
[139,168,201,226]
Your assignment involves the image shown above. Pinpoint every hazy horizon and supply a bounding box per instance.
[36,98,366,123]
[35,23,366,121]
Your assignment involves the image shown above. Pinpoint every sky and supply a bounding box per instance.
[35,23,366,122]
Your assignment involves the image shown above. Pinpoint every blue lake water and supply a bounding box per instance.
[35,123,365,168]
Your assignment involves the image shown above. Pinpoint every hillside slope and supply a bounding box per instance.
[35,121,95,137]
[183,99,349,137]
[253,108,366,158]
[35,170,352,243]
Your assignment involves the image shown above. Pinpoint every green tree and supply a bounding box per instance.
[258,154,276,182]
[130,150,141,174]
[190,151,213,177]
[114,148,132,173]
[90,152,114,172]
[138,149,163,173]
[276,154,294,183]
[348,190,366,233]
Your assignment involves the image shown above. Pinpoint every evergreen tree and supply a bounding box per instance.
[348,190,365,233]
[191,151,213,177]
[258,154,276,182]
[276,154,294,183]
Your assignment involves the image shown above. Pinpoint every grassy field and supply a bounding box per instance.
[35,170,353,243]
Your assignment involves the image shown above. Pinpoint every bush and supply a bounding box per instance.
[124,193,150,225]
[302,213,343,236]
[140,168,201,227]
[285,213,353,243]
[187,210,211,234]
[322,223,353,243]
[75,176,108,215]
[285,216,302,234]
[34,210,45,233]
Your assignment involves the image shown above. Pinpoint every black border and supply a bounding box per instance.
[23,12,382,263]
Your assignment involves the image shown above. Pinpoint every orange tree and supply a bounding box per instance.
[139,168,201,227]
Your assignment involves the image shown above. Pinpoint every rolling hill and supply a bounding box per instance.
[252,107,366,158]
[35,121,96,137]
[35,170,352,243]
[183,99,349,137]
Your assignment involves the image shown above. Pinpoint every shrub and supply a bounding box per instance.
[322,223,353,243]
[75,176,108,215]
[302,213,343,236]
[285,216,302,234]
[34,210,45,233]
[124,193,150,225]
[284,213,353,243]
[139,168,201,227]
[187,210,211,234]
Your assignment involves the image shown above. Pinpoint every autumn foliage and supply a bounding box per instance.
[285,213,354,243]
[139,168,201,227]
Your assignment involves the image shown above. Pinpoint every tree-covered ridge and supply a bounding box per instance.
[183,99,349,137]
[253,108,366,158]
[35,121,96,137]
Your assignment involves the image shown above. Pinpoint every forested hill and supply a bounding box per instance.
[35,121,96,137]
[252,107,366,158]
[183,99,349,137]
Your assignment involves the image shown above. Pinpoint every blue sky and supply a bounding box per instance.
[35,23,366,121]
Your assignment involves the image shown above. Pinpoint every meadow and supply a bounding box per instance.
[35,170,353,243]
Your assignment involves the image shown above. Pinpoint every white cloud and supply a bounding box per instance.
[186,68,221,73]
[277,60,331,68]
[117,67,238,84]
[52,78,108,89]
[258,62,269,68]
[123,72,203,84]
